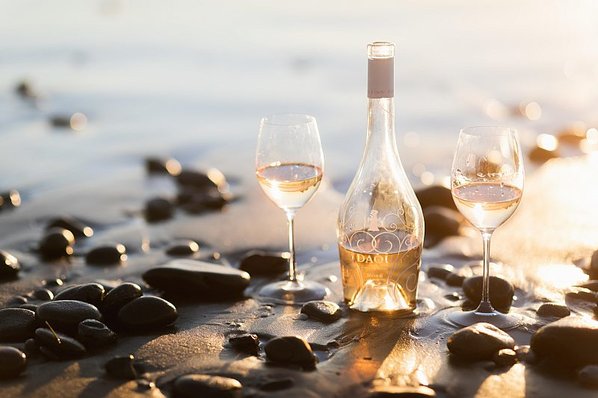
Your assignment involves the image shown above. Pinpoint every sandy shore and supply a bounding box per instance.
[0,150,597,397]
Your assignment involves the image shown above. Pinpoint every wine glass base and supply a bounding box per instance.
[448,309,522,330]
[258,280,330,304]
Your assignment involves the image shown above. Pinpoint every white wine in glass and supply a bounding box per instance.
[255,114,330,303]
[449,126,524,329]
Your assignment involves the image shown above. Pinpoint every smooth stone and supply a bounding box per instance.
[176,170,223,190]
[447,322,515,361]
[264,336,317,370]
[229,333,259,355]
[34,328,86,358]
[24,338,39,356]
[32,288,54,301]
[15,80,38,99]
[177,188,227,213]
[117,296,178,330]
[493,348,518,367]
[0,190,21,211]
[49,114,71,127]
[531,316,598,366]
[369,385,437,397]
[86,244,127,265]
[166,240,200,256]
[427,264,455,280]
[145,157,182,176]
[0,250,20,279]
[566,288,598,303]
[578,280,598,292]
[36,300,102,332]
[578,365,598,389]
[101,282,142,318]
[415,185,456,211]
[537,303,570,318]
[445,272,466,287]
[38,346,60,361]
[7,296,28,306]
[0,346,27,379]
[54,283,105,307]
[0,308,37,342]
[145,197,175,222]
[39,228,74,260]
[529,145,559,163]
[105,354,140,380]
[300,301,342,323]
[46,216,93,238]
[239,251,288,275]
[174,374,242,398]
[424,206,461,240]
[462,276,514,313]
[143,260,250,298]
[43,278,64,288]
[77,319,117,347]
[19,304,38,312]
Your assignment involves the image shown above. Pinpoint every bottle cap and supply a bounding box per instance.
[367,42,394,98]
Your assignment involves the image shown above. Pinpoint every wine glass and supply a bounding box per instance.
[255,114,330,303]
[448,126,524,329]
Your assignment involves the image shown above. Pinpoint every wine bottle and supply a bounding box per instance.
[337,42,424,313]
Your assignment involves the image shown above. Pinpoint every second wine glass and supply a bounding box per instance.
[255,114,330,303]
[449,126,524,329]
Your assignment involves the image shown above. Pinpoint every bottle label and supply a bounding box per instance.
[368,57,394,98]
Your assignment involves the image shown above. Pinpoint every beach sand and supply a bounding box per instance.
[0,151,597,397]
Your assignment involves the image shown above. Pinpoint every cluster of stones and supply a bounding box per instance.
[447,317,598,389]
[0,279,178,379]
[143,157,232,223]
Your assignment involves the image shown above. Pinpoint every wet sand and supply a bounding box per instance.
[1,150,597,397]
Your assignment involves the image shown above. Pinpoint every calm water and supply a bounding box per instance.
[1,0,597,193]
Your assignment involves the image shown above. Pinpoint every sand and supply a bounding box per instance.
[0,153,597,397]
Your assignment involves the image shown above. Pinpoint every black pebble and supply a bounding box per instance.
[32,288,54,301]
[36,300,102,333]
[39,228,75,260]
[446,272,466,287]
[105,354,142,380]
[166,240,200,256]
[0,308,37,342]
[176,170,221,190]
[101,282,142,319]
[427,264,455,281]
[177,188,227,213]
[117,296,178,331]
[34,328,86,359]
[264,336,317,370]
[537,303,570,318]
[0,250,20,279]
[24,338,39,356]
[0,190,21,211]
[86,244,127,265]
[145,197,175,222]
[462,276,515,313]
[77,319,117,348]
[239,251,288,275]
[300,301,342,323]
[0,346,27,379]
[46,216,93,238]
[7,296,28,306]
[43,278,64,288]
[145,157,181,176]
[15,80,38,99]
[229,333,259,355]
[54,283,105,308]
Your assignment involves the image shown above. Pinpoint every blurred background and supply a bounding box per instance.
[1,0,598,195]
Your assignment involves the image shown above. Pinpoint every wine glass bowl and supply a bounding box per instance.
[448,126,524,329]
[255,114,330,303]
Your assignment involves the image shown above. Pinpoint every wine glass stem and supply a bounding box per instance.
[477,231,494,314]
[286,212,298,283]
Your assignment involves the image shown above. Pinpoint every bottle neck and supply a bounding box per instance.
[365,97,398,159]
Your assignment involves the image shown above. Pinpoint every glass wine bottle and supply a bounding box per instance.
[337,42,424,314]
